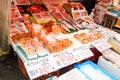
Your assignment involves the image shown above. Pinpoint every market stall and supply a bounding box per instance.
[8,0,120,80]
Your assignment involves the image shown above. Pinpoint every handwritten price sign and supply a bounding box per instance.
[53,51,76,68]
[92,39,112,52]
[24,56,58,80]
[72,45,94,61]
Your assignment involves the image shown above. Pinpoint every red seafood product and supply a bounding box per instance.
[52,24,63,34]
[62,38,73,48]
[13,0,30,5]
[11,6,16,13]
[71,3,79,10]
[37,28,47,41]
[46,40,64,53]
[32,13,43,23]
[60,23,70,32]
[11,18,20,23]
[33,13,42,19]
[30,39,47,56]
[89,30,104,39]
[31,24,43,37]
[22,14,31,24]
[20,39,38,59]
[74,33,85,41]
[11,34,20,43]
[57,6,65,12]
[30,0,43,4]
[42,20,54,34]
[46,38,73,53]
[74,33,91,44]
[52,24,68,34]
[77,3,84,10]
[11,32,31,44]
[43,0,61,5]
[11,5,19,13]
[17,6,25,13]
[71,2,84,10]
[82,16,93,22]
[72,11,81,20]
[40,11,54,20]
[10,23,27,36]
[61,12,71,19]
[10,24,18,33]
[45,5,56,12]
[61,0,68,4]
[27,5,45,13]
[74,30,104,44]
[11,12,22,19]
[46,4,64,12]
[52,12,64,21]
[61,20,76,30]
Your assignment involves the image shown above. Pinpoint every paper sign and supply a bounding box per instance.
[23,45,94,80]
[92,39,112,52]
[53,51,76,68]
[24,56,58,80]
[72,45,94,61]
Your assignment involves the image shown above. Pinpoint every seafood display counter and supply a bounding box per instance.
[10,0,120,79]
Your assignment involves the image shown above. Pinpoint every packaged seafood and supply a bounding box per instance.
[74,30,104,44]
[10,22,28,36]
[52,12,64,21]
[62,20,76,30]
[13,0,31,5]
[19,39,38,59]
[11,12,22,19]
[11,5,20,13]
[30,0,43,4]
[27,5,46,14]
[30,39,48,56]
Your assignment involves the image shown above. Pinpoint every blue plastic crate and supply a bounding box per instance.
[74,61,117,80]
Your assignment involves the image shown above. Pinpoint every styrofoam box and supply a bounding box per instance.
[97,56,120,80]
[74,61,117,80]
[58,68,89,80]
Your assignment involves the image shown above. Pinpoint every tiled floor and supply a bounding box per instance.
[0,53,29,80]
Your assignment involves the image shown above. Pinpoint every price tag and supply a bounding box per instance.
[92,39,112,52]
[53,50,76,68]
[24,56,58,80]
[72,45,94,61]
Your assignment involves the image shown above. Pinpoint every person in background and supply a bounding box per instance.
[81,0,97,15]
[0,0,11,61]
